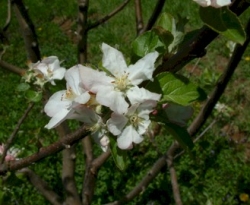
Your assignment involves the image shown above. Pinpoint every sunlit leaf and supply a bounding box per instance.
[132,31,164,57]
[146,72,206,105]
[199,7,246,44]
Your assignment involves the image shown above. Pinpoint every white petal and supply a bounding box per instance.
[117,125,134,149]
[65,65,85,96]
[74,92,90,104]
[193,0,211,7]
[127,86,161,106]
[101,43,128,77]
[137,119,151,135]
[42,56,60,70]
[127,51,158,85]
[45,108,72,129]
[44,90,71,117]
[52,67,66,80]
[211,0,231,7]
[96,87,128,114]
[107,113,128,135]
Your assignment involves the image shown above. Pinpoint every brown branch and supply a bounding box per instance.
[141,0,166,34]
[56,123,81,205]
[0,60,26,75]
[3,0,12,32]
[91,150,111,173]
[106,16,250,205]
[166,142,182,205]
[19,168,63,205]
[12,0,41,62]
[134,0,144,35]
[87,0,131,31]
[0,103,34,164]
[77,0,89,63]
[0,126,89,175]
[156,0,250,74]
[81,136,94,205]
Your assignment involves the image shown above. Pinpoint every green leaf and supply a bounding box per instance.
[146,72,206,105]
[132,31,164,57]
[109,137,128,171]
[152,26,174,48]
[16,83,30,92]
[25,90,42,102]
[199,7,246,44]
[156,13,174,32]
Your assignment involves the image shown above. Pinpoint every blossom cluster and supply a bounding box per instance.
[43,43,161,151]
[0,144,21,161]
[193,0,231,8]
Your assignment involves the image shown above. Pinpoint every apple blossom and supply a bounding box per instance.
[44,65,90,129]
[28,56,66,86]
[193,0,231,8]
[0,144,21,161]
[79,43,159,114]
[107,89,161,149]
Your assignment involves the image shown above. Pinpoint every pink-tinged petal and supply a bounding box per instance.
[127,51,158,85]
[44,90,71,117]
[127,86,161,106]
[45,108,73,129]
[101,43,128,77]
[107,113,128,136]
[78,65,113,93]
[96,87,129,114]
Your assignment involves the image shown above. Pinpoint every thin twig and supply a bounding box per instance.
[0,60,26,75]
[3,0,12,32]
[12,0,41,62]
[0,103,34,164]
[141,0,166,34]
[19,168,63,205]
[87,0,131,31]
[134,0,144,35]
[0,126,89,175]
[77,0,89,63]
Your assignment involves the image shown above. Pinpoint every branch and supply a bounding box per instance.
[0,126,89,175]
[87,0,131,31]
[19,168,63,205]
[77,0,89,63]
[0,103,34,164]
[141,0,166,33]
[3,0,12,32]
[0,60,26,75]
[12,0,41,62]
[156,0,250,74]
[134,0,144,35]
[166,142,182,205]
[56,123,81,205]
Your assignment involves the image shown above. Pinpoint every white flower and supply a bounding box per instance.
[44,65,90,129]
[107,89,160,149]
[193,0,231,8]
[79,43,159,114]
[0,144,21,161]
[29,56,66,86]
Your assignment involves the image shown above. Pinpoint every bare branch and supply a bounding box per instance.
[19,168,63,205]
[134,0,144,35]
[3,0,12,32]
[0,103,34,164]
[87,0,131,31]
[0,60,26,75]
[0,126,89,175]
[12,0,41,62]
[77,0,89,63]
[141,0,166,33]
[91,150,111,173]
[166,142,182,205]
[56,123,81,205]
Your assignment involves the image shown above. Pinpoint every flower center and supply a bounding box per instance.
[114,73,130,92]
[61,87,76,101]
[130,114,140,127]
